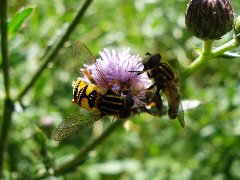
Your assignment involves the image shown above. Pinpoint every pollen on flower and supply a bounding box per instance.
[81,48,153,108]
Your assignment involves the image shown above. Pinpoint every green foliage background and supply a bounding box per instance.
[1,0,240,179]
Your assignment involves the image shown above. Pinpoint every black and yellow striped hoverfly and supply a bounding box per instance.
[133,53,185,128]
[51,42,134,141]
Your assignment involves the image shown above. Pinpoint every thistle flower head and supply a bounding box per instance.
[185,0,234,40]
[81,48,152,108]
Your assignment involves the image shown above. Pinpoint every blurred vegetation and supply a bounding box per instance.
[1,0,240,179]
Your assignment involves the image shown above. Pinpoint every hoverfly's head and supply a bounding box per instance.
[142,53,161,71]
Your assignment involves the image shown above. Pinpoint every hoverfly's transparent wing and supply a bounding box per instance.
[174,82,185,128]
[163,83,185,128]
[72,41,96,74]
[51,109,102,141]
[177,100,185,128]
[72,41,109,88]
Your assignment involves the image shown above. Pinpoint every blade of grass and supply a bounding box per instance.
[8,7,34,34]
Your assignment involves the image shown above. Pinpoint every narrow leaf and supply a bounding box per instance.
[216,52,240,59]
[8,7,34,34]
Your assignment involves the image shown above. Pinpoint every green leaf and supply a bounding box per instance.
[216,52,240,59]
[8,7,34,34]
[194,47,202,55]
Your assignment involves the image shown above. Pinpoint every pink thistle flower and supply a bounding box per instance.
[81,48,152,108]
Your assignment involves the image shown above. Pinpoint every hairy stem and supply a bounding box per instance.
[37,120,124,179]
[15,0,94,102]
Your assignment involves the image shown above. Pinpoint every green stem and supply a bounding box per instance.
[0,0,10,98]
[182,38,239,78]
[0,99,14,176]
[36,120,124,179]
[0,0,13,176]
[212,39,238,57]
[15,0,94,102]
[182,40,214,78]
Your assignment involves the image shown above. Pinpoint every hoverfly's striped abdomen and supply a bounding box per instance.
[98,95,123,115]
[97,94,134,119]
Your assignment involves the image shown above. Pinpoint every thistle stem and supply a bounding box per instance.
[182,37,239,78]
[202,40,214,55]
[212,39,238,57]
[0,99,14,176]
[0,0,10,98]
[0,0,13,176]
[183,40,213,78]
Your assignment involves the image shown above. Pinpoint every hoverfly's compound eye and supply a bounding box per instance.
[149,54,161,67]
[143,53,161,70]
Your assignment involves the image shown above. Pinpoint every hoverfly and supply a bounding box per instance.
[51,42,134,141]
[133,53,185,128]
[72,79,134,119]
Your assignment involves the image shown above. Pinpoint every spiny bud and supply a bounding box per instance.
[185,0,234,40]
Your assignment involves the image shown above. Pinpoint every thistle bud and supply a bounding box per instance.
[185,0,234,40]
